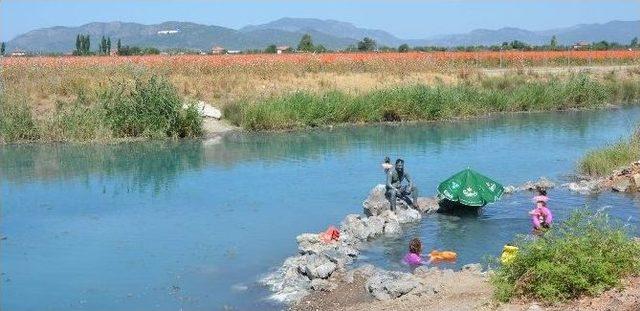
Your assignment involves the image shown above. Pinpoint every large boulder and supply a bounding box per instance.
[396,207,422,224]
[261,255,311,303]
[340,214,369,241]
[383,218,402,236]
[415,197,440,213]
[296,233,335,255]
[612,177,631,192]
[363,184,391,216]
[365,270,429,300]
[364,216,386,239]
[298,254,338,279]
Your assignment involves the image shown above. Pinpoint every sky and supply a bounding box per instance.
[2,1,639,41]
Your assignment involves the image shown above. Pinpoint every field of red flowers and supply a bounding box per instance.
[2,50,639,70]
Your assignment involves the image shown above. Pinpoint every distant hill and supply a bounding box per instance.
[5,18,640,53]
[412,20,640,47]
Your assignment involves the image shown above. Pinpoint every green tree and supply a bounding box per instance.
[107,37,111,54]
[398,43,410,53]
[75,34,81,54]
[1,42,5,56]
[357,37,377,51]
[314,44,327,53]
[117,38,121,51]
[101,36,107,54]
[265,44,277,53]
[631,37,638,48]
[550,35,558,49]
[297,33,314,52]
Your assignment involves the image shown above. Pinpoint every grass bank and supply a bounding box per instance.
[0,77,203,143]
[224,73,640,131]
[491,209,640,304]
[579,135,640,176]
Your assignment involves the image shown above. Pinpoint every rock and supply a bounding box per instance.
[365,270,421,300]
[363,185,390,216]
[310,279,337,292]
[296,233,334,255]
[260,255,311,303]
[323,249,353,269]
[563,179,600,194]
[612,178,631,192]
[503,185,517,194]
[632,174,640,189]
[340,214,369,241]
[186,101,222,119]
[396,207,422,224]
[364,216,386,239]
[519,177,556,191]
[383,218,402,236]
[415,197,440,213]
[461,263,483,274]
[298,254,337,279]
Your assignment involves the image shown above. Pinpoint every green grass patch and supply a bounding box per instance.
[0,76,203,143]
[225,74,640,131]
[579,137,640,176]
[491,209,640,304]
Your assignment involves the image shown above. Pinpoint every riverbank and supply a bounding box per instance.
[225,72,640,131]
[293,267,640,311]
[2,54,640,143]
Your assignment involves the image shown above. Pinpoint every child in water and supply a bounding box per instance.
[529,198,553,230]
[403,238,432,266]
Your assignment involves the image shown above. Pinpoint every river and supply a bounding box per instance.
[2,107,640,310]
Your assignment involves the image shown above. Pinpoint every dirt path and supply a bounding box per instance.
[293,268,640,311]
[482,64,639,76]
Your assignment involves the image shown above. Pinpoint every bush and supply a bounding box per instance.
[101,76,202,138]
[491,210,640,304]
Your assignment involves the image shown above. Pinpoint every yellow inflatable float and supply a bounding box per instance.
[429,250,457,262]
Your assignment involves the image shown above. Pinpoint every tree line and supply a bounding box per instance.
[72,34,160,56]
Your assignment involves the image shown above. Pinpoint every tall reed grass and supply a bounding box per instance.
[225,74,640,131]
[579,136,640,176]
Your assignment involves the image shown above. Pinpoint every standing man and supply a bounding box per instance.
[386,159,419,211]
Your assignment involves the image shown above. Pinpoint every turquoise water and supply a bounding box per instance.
[2,107,640,310]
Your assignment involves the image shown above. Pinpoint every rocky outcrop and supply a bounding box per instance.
[365,268,437,300]
[503,177,556,195]
[563,161,640,194]
[363,184,440,216]
[262,185,439,304]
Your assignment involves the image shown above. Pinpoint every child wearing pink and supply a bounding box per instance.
[529,201,553,230]
[404,238,431,266]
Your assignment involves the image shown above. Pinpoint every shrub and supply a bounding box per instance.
[101,76,202,138]
[491,209,640,304]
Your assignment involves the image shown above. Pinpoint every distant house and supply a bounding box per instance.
[157,29,180,35]
[572,41,590,50]
[10,50,26,57]
[276,46,290,54]
[227,50,241,54]
[211,46,226,54]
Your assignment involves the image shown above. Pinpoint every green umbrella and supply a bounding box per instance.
[437,168,504,207]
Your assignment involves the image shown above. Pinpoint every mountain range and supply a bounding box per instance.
[5,18,640,53]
